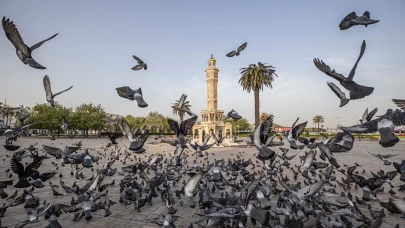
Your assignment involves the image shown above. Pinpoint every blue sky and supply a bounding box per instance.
[1,0,404,128]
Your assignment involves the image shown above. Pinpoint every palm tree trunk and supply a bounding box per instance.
[180,111,184,123]
[254,88,260,129]
[317,122,319,132]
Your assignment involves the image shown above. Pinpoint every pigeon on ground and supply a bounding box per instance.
[226,42,247,57]
[116,86,148,108]
[314,40,374,100]
[339,11,380,30]
[131,55,147,70]
[2,17,58,69]
[327,82,350,107]
[43,75,73,107]
[225,109,242,121]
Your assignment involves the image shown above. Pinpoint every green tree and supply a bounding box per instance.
[72,103,107,137]
[145,111,170,133]
[239,63,278,128]
[312,115,325,132]
[27,103,69,136]
[124,115,146,130]
[225,117,251,133]
[1,106,17,128]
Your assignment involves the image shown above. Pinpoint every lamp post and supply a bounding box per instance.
[335,117,341,125]
[237,125,239,137]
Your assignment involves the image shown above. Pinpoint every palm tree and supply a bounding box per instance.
[239,63,278,128]
[312,115,325,132]
[260,112,274,122]
[172,98,191,123]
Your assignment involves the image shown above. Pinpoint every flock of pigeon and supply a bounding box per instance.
[1,10,405,228]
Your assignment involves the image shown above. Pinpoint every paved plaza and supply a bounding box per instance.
[0,136,404,227]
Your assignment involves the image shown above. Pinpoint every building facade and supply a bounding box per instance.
[192,55,233,143]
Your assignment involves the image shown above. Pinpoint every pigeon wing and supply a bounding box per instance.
[52,86,73,98]
[237,42,247,52]
[10,157,25,177]
[116,86,134,100]
[347,40,366,81]
[327,82,345,99]
[260,117,273,136]
[167,119,179,135]
[132,55,144,64]
[338,119,378,134]
[25,159,43,175]
[121,118,134,140]
[296,180,324,199]
[292,121,308,139]
[313,58,347,82]
[42,145,62,158]
[179,116,197,135]
[392,99,405,111]
[26,58,46,69]
[367,107,378,121]
[43,75,53,97]
[339,12,357,30]
[30,33,58,51]
[226,50,236,57]
[361,108,369,123]
[2,17,29,52]
[131,65,144,71]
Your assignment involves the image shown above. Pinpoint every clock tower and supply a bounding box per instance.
[192,54,233,144]
[205,54,219,111]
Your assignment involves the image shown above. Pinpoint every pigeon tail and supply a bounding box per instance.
[14,178,31,188]
[379,128,399,148]
[349,84,374,100]
[188,196,196,208]
[339,98,350,107]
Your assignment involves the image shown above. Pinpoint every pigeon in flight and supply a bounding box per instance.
[43,75,73,107]
[131,55,147,71]
[171,94,187,112]
[167,109,198,149]
[226,42,247,57]
[225,109,242,121]
[116,86,148,108]
[339,11,380,30]
[338,109,405,147]
[314,40,374,100]
[287,118,308,150]
[392,99,405,111]
[119,118,149,152]
[2,17,58,69]
[360,107,378,124]
[327,82,350,107]
[61,118,68,131]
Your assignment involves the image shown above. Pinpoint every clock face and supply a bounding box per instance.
[206,73,210,77]
[214,73,218,77]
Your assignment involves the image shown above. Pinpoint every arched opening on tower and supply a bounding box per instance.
[226,129,230,137]
[218,130,222,139]
[202,130,206,143]
[209,129,214,135]
[194,129,199,139]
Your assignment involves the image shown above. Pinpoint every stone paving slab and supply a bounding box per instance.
[0,136,404,227]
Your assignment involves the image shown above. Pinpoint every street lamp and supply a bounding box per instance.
[335,117,341,125]
[237,125,239,137]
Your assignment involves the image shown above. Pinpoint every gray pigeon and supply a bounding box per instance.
[360,107,378,124]
[226,42,247,57]
[171,93,187,111]
[116,86,148,108]
[225,109,242,121]
[2,17,58,70]
[119,118,149,152]
[314,40,374,100]
[43,75,73,107]
[339,11,380,30]
[131,55,147,70]
[339,109,405,148]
